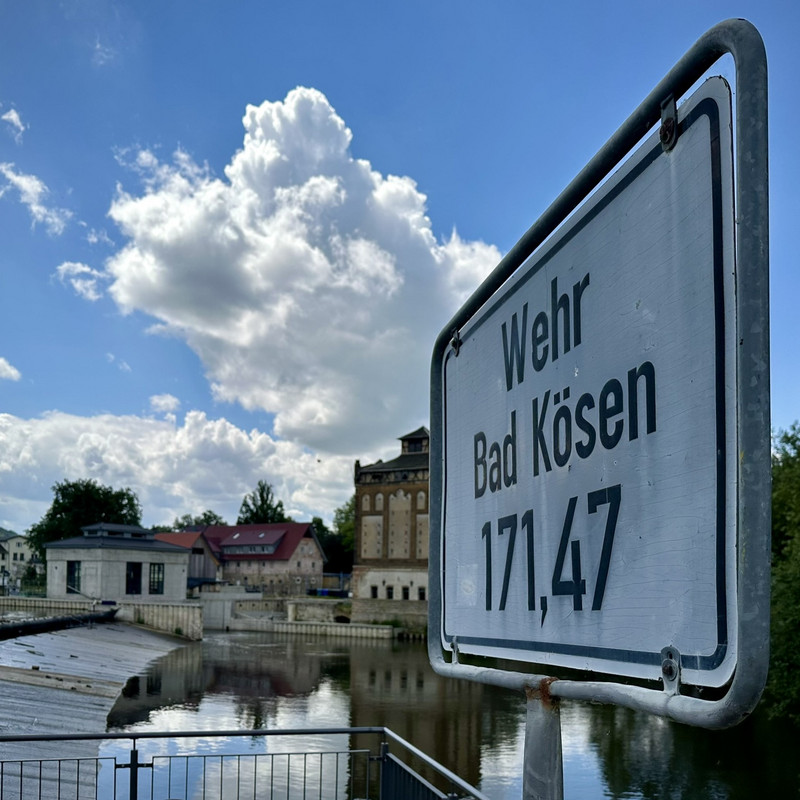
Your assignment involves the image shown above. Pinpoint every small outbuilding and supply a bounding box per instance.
[45,523,189,602]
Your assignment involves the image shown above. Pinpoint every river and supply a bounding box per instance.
[105,631,799,798]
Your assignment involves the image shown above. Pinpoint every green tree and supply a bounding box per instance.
[771,424,800,560]
[165,509,227,530]
[27,478,142,561]
[332,494,355,555]
[237,480,290,525]
[310,496,355,574]
[766,425,800,723]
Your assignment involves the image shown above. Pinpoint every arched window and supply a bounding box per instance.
[362,494,371,512]
[375,493,384,511]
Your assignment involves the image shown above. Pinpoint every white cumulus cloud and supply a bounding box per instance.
[0,357,21,381]
[1,108,26,144]
[0,163,71,235]
[0,410,352,533]
[55,261,107,301]
[104,86,500,454]
[150,393,180,414]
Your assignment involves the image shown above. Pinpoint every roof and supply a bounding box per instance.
[399,426,429,441]
[218,529,285,548]
[359,452,428,474]
[45,535,188,553]
[81,522,152,536]
[357,427,430,476]
[154,531,205,549]
[199,523,320,562]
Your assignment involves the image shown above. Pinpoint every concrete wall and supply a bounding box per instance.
[351,598,427,631]
[286,598,350,623]
[234,598,287,615]
[0,596,203,640]
[199,586,258,630]
[351,565,428,601]
[227,617,395,638]
[0,597,103,615]
[47,547,188,602]
[115,601,203,640]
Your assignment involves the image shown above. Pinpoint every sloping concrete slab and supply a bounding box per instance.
[0,622,184,781]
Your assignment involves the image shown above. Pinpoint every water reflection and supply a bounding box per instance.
[106,633,800,798]
[587,703,800,800]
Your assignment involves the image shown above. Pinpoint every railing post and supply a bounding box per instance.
[523,684,564,800]
[378,741,389,800]
[129,745,139,799]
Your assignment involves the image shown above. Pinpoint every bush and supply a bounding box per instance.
[764,425,800,723]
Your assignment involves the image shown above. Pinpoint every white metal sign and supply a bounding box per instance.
[439,78,736,687]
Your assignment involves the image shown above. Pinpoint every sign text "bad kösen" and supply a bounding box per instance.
[473,271,657,498]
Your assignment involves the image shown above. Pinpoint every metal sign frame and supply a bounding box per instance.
[428,18,769,729]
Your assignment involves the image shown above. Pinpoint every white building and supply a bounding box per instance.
[0,529,40,590]
[45,523,189,603]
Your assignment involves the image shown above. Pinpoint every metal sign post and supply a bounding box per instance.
[428,18,768,800]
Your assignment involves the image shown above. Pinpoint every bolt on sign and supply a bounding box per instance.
[430,19,770,729]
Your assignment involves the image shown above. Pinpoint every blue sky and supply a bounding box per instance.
[0,1,796,534]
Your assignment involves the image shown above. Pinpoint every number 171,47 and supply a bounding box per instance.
[480,484,621,614]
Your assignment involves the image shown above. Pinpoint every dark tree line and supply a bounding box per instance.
[27,478,141,561]
[765,424,800,723]
[26,477,353,572]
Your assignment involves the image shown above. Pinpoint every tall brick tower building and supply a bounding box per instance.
[351,427,429,627]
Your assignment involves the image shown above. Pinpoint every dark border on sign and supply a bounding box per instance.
[441,96,728,675]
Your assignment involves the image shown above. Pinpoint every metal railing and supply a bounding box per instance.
[0,727,488,800]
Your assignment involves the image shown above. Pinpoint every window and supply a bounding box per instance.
[370,585,378,599]
[418,587,426,601]
[386,586,394,600]
[67,561,81,594]
[149,563,165,595]
[402,586,410,600]
[126,562,142,595]
[12,553,16,562]
[19,553,24,562]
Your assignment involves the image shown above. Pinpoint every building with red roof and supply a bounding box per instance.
[154,530,221,590]
[193,522,325,595]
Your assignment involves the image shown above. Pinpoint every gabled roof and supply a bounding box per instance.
[199,523,321,562]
